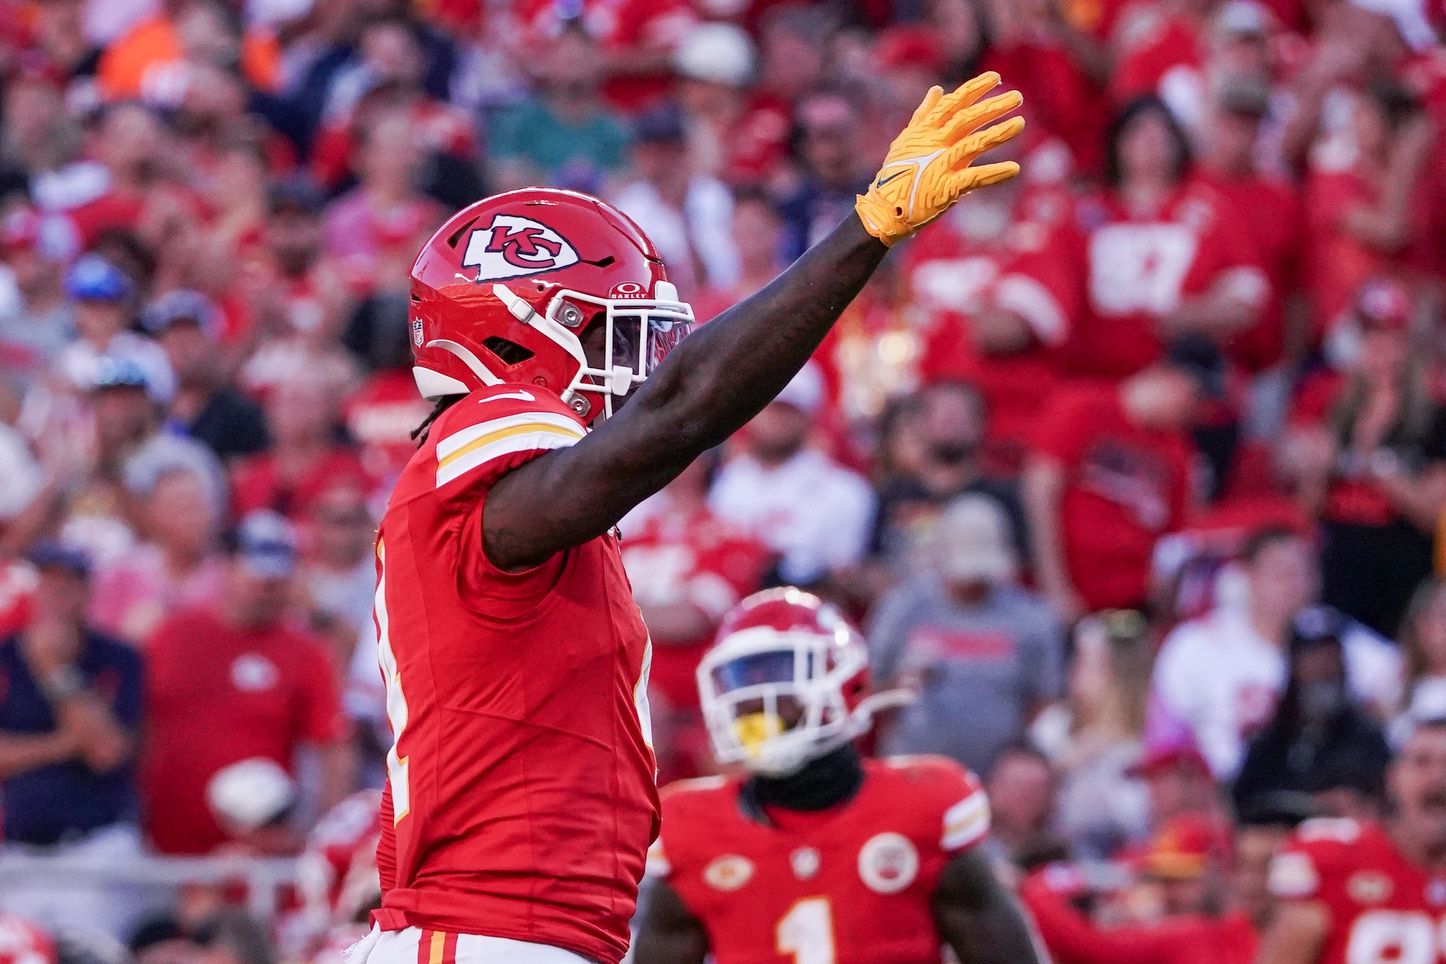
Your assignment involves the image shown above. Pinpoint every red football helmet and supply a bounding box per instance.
[697,588,912,776]
[409,188,695,422]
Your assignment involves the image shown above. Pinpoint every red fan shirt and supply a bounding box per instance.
[1270,818,1446,964]
[1030,382,1193,610]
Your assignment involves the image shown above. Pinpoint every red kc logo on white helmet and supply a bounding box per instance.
[462,214,580,281]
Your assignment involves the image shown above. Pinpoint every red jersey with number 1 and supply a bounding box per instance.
[1269,818,1446,964]
[371,383,659,964]
[649,756,989,964]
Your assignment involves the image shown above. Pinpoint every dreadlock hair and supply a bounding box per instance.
[411,395,462,446]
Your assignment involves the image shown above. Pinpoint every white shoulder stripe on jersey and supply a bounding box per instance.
[436,410,584,461]
[436,430,580,488]
[941,792,991,851]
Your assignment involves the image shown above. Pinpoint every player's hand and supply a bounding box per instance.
[855,72,1025,247]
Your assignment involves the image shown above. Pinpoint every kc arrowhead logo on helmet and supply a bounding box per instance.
[462,214,580,281]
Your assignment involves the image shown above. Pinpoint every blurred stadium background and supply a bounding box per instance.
[2,0,1446,960]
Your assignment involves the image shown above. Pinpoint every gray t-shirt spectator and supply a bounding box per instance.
[868,578,1064,773]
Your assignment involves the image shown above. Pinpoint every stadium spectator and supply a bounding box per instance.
[90,467,225,644]
[1023,337,1209,619]
[1129,738,1224,831]
[231,370,369,522]
[1062,96,1267,381]
[54,254,173,402]
[869,380,1024,567]
[0,207,75,377]
[143,289,268,462]
[297,481,377,666]
[1283,279,1446,636]
[0,541,142,938]
[1036,610,1153,860]
[1021,815,1257,964]
[670,22,763,183]
[709,363,874,588]
[688,187,788,321]
[618,456,769,782]
[611,103,739,298]
[487,25,630,192]
[1149,526,1401,780]
[981,742,1060,869]
[140,511,349,855]
[1232,606,1391,818]
[869,494,1063,773]
[777,89,871,260]
[1398,577,1446,713]
[321,107,443,298]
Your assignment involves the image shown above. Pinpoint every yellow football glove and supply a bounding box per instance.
[855,72,1025,247]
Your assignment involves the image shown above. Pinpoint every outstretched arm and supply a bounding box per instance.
[485,75,1024,570]
[632,879,709,964]
[934,850,1045,964]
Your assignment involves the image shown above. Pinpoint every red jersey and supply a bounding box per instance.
[620,505,768,711]
[907,186,1080,469]
[1030,382,1192,610]
[1196,170,1304,372]
[141,608,346,854]
[1270,818,1446,963]
[1065,180,1268,380]
[649,756,990,964]
[371,384,659,964]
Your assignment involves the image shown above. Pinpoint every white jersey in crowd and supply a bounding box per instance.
[1148,607,1402,779]
[708,448,874,584]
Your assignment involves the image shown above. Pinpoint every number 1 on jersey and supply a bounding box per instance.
[776,897,837,964]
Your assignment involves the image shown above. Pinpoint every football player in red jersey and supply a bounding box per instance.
[632,589,1042,964]
[1260,715,1446,963]
[349,75,1025,964]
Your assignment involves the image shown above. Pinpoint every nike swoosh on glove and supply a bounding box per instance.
[855,72,1026,247]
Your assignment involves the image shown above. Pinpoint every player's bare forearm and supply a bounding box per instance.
[632,879,710,964]
[484,76,1023,570]
[934,850,1045,964]
[482,219,884,570]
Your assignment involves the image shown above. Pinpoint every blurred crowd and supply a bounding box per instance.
[4,0,1446,960]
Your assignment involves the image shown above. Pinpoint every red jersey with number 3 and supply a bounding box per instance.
[649,756,990,964]
[371,384,660,964]
[1269,818,1446,964]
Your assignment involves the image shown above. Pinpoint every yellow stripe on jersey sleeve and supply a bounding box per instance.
[434,413,585,488]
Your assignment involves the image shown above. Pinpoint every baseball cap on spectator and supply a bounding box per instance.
[1139,814,1229,879]
[1354,278,1413,331]
[635,103,687,145]
[1128,737,1213,778]
[1287,604,1348,651]
[772,363,824,416]
[932,493,1017,585]
[876,26,946,75]
[1161,333,1227,400]
[674,22,755,87]
[64,254,132,303]
[206,757,297,835]
[268,175,326,217]
[88,354,152,395]
[141,289,220,339]
[27,539,92,578]
[230,510,298,579]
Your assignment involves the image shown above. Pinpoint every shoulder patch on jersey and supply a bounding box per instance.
[704,854,754,891]
[858,832,920,894]
[1268,850,1320,899]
